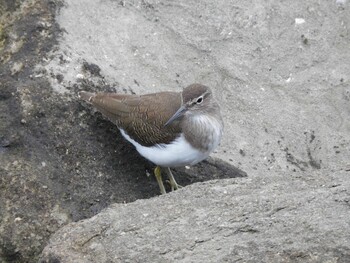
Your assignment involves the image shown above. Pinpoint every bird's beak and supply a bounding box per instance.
[164,105,187,126]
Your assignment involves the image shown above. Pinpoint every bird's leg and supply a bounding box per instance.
[154,166,166,195]
[165,167,182,191]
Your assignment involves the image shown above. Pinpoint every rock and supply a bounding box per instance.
[40,173,350,262]
[0,2,243,261]
[1,0,350,262]
[10,61,24,75]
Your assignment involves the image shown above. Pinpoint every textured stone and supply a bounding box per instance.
[40,173,350,262]
[1,0,350,262]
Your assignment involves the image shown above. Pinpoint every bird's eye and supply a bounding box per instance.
[196,96,203,104]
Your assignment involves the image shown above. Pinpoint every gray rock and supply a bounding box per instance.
[40,173,350,262]
[0,1,242,261]
[1,0,350,262]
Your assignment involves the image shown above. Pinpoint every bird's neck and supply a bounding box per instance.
[182,112,223,153]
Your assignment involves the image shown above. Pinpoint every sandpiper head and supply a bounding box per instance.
[164,84,219,126]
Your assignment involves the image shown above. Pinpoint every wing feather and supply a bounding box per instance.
[80,91,183,146]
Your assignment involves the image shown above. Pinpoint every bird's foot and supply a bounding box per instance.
[166,180,183,191]
[165,167,182,191]
[154,166,166,195]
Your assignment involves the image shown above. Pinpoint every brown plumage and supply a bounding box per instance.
[79,84,223,150]
[79,90,184,146]
[79,84,224,194]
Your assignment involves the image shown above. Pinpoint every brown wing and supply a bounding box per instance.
[80,91,183,146]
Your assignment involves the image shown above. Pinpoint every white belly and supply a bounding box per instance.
[120,130,209,167]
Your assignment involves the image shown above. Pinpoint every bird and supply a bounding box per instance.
[79,83,224,194]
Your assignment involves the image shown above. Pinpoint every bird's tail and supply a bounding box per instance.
[78,91,95,102]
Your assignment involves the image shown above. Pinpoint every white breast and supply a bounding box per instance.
[119,113,223,168]
[120,130,209,167]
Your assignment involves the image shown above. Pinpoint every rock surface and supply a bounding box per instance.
[40,174,350,262]
[0,0,350,262]
[0,0,243,262]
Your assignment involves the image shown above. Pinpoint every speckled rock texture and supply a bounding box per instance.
[40,175,350,262]
[0,0,349,262]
